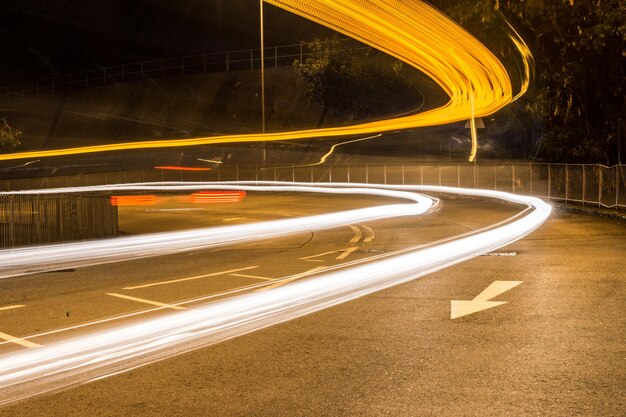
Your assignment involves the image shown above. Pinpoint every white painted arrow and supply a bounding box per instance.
[451,281,523,319]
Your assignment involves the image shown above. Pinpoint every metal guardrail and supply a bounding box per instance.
[1,163,624,211]
[1,39,362,101]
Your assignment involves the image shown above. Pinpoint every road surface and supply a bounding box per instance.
[0,188,623,415]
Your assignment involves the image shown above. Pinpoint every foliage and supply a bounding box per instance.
[294,37,421,124]
[436,0,625,163]
[0,117,21,151]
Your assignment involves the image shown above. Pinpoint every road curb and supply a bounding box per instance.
[553,203,626,222]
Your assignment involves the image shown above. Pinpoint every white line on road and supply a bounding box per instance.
[0,305,26,312]
[123,266,259,290]
[223,217,245,222]
[349,225,362,243]
[361,224,376,242]
[336,246,359,260]
[300,247,359,262]
[107,293,186,310]
[229,273,275,281]
[0,331,41,348]
[256,266,328,292]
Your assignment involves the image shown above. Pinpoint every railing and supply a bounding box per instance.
[1,163,624,211]
[0,193,118,248]
[0,38,362,101]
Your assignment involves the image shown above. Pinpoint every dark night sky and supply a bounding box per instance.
[0,0,335,84]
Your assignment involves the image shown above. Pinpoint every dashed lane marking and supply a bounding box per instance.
[256,266,328,292]
[336,246,359,260]
[0,305,26,312]
[361,224,376,242]
[349,225,362,243]
[107,293,186,310]
[300,247,359,262]
[229,273,275,281]
[123,266,259,290]
[0,331,42,348]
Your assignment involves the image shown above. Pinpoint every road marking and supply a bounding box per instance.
[451,280,523,319]
[107,293,186,310]
[299,249,341,261]
[0,280,278,348]
[0,331,41,348]
[300,247,359,262]
[256,266,327,292]
[349,225,362,243]
[223,217,245,222]
[0,305,26,312]
[361,224,376,242]
[482,252,517,256]
[336,246,359,260]
[123,266,259,290]
[230,273,275,281]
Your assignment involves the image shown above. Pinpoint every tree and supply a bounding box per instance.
[0,117,21,152]
[435,0,625,163]
[294,37,421,125]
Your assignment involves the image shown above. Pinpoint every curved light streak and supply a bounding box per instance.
[0,182,550,405]
[0,184,436,279]
[0,0,529,162]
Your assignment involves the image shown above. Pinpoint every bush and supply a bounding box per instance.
[0,117,21,151]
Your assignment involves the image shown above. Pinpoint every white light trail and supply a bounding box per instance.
[0,184,436,279]
[0,183,551,405]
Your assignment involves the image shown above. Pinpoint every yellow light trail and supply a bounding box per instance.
[0,0,531,162]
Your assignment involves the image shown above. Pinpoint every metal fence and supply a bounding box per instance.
[1,163,623,211]
[0,194,118,248]
[0,39,363,101]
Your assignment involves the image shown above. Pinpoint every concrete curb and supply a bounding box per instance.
[553,203,626,222]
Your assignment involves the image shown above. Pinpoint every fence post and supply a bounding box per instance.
[598,166,602,207]
[347,165,351,183]
[582,165,586,204]
[329,166,333,185]
[474,164,478,188]
[565,164,569,202]
[616,167,620,209]
[401,164,405,186]
[493,165,497,190]
[548,164,551,200]
[529,163,533,195]
[273,166,277,184]
[512,164,516,193]
[383,164,387,184]
[420,165,424,185]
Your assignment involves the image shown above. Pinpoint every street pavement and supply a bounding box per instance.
[0,193,623,416]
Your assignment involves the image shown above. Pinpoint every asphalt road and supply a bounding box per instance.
[0,193,623,416]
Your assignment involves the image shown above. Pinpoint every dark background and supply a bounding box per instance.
[0,0,333,85]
